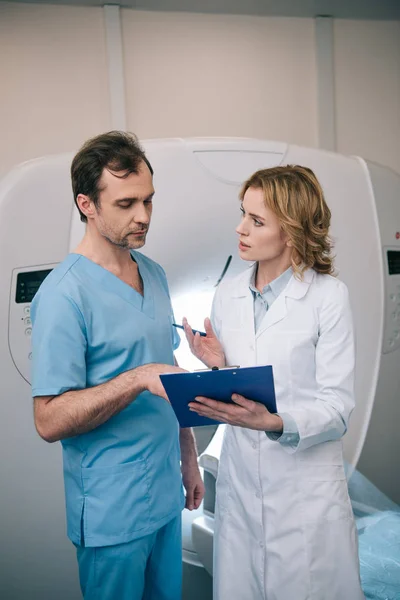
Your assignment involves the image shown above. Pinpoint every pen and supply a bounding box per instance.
[172,323,207,337]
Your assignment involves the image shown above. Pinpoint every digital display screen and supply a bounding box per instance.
[15,269,52,303]
[387,251,400,275]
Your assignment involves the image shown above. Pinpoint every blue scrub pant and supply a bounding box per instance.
[76,516,182,600]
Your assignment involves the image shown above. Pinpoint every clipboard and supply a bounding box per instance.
[160,365,276,428]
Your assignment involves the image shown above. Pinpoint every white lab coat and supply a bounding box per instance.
[211,267,364,600]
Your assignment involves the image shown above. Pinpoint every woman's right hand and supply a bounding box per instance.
[183,317,226,369]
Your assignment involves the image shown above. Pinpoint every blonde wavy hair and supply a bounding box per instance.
[239,165,335,277]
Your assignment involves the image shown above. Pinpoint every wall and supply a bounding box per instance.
[334,19,400,173]
[122,11,317,144]
[0,2,112,177]
[2,4,399,174]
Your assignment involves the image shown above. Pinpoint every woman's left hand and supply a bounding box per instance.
[189,394,283,432]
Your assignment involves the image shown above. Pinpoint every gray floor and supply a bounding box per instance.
[182,562,213,600]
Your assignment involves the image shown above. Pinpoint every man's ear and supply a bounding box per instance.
[76,194,96,220]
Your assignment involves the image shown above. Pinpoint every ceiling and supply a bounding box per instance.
[2,0,400,19]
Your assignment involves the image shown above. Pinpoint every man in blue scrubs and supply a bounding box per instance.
[31,131,204,600]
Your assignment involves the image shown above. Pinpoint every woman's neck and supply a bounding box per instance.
[255,258,292,290]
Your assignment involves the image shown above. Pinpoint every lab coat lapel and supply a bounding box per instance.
[230,265,256,337]
[255,269,315,338]
[255,292,288,337]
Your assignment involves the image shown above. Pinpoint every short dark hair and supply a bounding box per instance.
[71,131,153,222]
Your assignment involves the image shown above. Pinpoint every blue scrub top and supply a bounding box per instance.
[31,251,185,547]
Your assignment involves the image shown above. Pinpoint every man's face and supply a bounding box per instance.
[92,161,154,250]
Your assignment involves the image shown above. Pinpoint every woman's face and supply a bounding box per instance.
[236,186,291,264]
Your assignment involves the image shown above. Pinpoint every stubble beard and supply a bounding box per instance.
[104,230,147,250]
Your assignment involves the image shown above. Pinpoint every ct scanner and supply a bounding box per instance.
[1,137,400,599]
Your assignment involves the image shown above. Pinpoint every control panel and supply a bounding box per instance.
[9,265,56,383]
[383,248,400,354]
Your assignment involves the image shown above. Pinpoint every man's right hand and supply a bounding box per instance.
[136,363,187,401]
[34,363,187,443]
[182,317,226,369]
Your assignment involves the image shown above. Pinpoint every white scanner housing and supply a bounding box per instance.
[1,138,400,598]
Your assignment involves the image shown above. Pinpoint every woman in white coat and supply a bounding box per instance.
[183,165,364,600]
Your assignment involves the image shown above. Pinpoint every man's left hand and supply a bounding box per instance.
[189,394,283,432]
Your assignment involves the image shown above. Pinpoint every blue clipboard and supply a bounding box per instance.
[160,365,276,428]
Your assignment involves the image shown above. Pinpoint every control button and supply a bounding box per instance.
[28,352,32,360]
[24,307,30,316]
[24,317,31,326]
[25,328,32,336]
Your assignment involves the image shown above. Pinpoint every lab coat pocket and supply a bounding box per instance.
[299,465,353,523]
[298,440,344,466]
[82,459,151,543]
